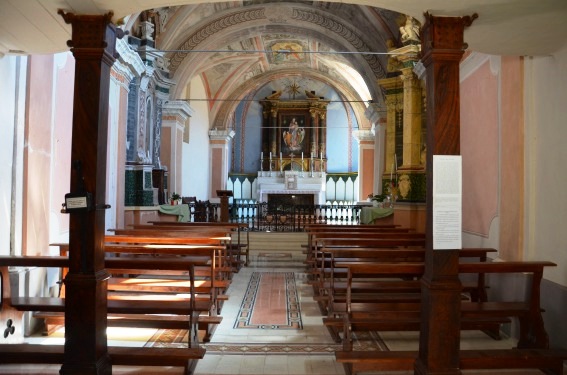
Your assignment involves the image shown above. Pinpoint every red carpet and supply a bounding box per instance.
[234,272,302,329]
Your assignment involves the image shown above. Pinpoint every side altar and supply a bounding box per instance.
[256,171,326,205]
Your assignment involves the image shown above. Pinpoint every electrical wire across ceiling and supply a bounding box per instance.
[140,49,419,57]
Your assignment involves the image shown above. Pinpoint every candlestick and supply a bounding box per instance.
[394,154,397,171]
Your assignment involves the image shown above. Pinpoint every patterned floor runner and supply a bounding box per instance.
[146,330,388,354]
[144,270,388,354]
[234,271,302,329]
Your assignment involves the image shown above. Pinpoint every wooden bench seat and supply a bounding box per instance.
[335,261,555,347]
[0,254,210,373]
[331,260,562,375]
[0,254,219,342]
[0,344,206,374]
[335,349,567,375]
[311,248,495,313]
[32,310,223,334]
[145,221,251,268]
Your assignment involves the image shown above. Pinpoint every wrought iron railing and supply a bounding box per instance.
[187,201,365,231]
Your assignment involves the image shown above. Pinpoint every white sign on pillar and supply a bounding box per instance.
[432,155,462,250]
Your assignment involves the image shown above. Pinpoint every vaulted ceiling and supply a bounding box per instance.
[123,2,404,129]
[1,0,567,130]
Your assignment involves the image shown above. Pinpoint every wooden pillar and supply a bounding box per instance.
[414,13,476,375]
[58,11,123,375]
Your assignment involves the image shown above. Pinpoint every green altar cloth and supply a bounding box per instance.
[360,207,394,224]
[158,204,190,222]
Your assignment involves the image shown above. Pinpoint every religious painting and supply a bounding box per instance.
[268,41,307,64]
[280,114,309,155]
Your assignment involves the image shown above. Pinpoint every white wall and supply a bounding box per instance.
[182,76,211,200]
[524,45,567,286]
[0,56,26,256]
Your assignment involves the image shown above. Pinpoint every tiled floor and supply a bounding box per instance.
[0,252,555,374]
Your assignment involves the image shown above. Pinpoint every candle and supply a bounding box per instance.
[394,154,397,171]
[280,152,282,160]
[391,162,394,182]
[270,152,272,159]
[261,152,263,160]
[320,152,323,160]
[301,152,304,160]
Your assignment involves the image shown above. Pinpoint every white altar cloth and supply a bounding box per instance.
[256,171,326,204]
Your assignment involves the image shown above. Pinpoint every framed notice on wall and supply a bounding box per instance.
[432,155,462,250]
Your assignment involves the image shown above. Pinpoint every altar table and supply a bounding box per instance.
[360,207,394,224]
[159,204,190,222]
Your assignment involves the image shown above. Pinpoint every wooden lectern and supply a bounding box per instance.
[216,190,233,222]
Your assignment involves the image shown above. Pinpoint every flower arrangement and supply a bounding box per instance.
[170,192,181,205]
[370,193,388,202]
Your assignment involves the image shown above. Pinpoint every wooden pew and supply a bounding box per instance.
[0,345,205,375]
[335,349,567,375]
[306,235,427,293]
[316,248,497,341]
[317,247,494,304]
[303,225,413,262]
[304,228,422,266]
[34,241,227,341]
[333,260,567,375]
[147,221,251,268]
[106,234,230,337]
[0,257,206,374]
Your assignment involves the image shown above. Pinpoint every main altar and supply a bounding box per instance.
[257,89,330,205]
[256,170,326,204]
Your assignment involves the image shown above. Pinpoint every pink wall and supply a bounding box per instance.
[24,54,74,254]
[499,57,524,260]
[52,55,74,239]
[361,147,375,197]
[210,147,223,197]
[24,56,54,255]
[460,59,499,237]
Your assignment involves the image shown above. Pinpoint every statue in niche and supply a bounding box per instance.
[400,15,421,45]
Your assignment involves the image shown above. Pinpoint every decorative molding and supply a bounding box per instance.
[169,8,267,73]
[292,8,386,78]
[460,51,492,81]
[115,37,145,78]
[352,129,375,143]
[162,100,195,119]
[364,102,383,125]
[169,6,386,79]
[209,129,236,142]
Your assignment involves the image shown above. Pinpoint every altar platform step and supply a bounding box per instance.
[248,231,307,264]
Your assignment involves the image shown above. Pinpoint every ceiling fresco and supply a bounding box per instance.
[128,1,405,129]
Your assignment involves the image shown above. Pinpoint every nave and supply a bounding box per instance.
[0,240,550,375]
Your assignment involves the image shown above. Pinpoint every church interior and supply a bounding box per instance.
[0,1,567,374]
